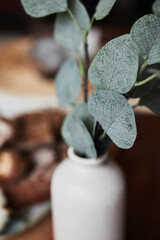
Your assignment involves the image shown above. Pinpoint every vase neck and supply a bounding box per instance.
[67,147,107,166]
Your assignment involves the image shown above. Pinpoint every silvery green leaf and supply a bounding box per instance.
[67,0,90,31]
[56,58,81,106]
[140,81,160,114]
[131,14,160,65]
[88,90,137,149]
[62,114,97,158]
[69,102,96,137]
[54,0,90,52]
[94,0,116,20]
[20,0,67,17]
[54,13,82,52]
[88,34,138,94]
[152,0,160,17]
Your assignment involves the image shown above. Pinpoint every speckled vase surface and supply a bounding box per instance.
[51,147,125,240]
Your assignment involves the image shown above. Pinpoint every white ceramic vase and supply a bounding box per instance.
[51,147,126,240]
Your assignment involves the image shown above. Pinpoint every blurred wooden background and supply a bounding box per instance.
[0,0,159,240]
[8,111,160,240]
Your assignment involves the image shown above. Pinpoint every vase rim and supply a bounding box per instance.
[67,147,108,166]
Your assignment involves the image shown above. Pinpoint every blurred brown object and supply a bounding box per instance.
[3,108,65,150]
[0,37,55,95]
[0,152,28,182]
[1,149,56,208]
[0,143,67,209]
[0,119,14,147]
[0,37,67,207]
[13,108,64,148]
[0,109,67,208]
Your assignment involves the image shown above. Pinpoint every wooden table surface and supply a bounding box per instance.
[0,37,55,95]
[0,37,54,240]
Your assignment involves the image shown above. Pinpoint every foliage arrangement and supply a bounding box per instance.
[21,0,160,158]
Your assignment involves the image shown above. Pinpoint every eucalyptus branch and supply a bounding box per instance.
[138,60,147,76]
[83,41,89,102]
[67,8,83,32]
[77,52,84,76]
[67,8,86,40]
[68,7,90,103]
[134,73,157,87]
[88,15,95,32]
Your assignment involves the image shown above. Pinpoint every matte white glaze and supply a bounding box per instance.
[51,147,125,240]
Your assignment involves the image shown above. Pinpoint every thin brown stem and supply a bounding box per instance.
[83,41,89,102]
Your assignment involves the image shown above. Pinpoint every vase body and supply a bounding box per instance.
[51,147,125,240]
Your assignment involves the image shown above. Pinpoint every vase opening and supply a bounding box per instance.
[67,147,108,166]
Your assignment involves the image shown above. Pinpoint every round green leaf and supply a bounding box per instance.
[88,90,137,149]
[56,58,81,106]
[67,0,90,31]
[82,106,112,156]
[68,102,97,138]
[21,0,67,17]
[54,12,82,52]
[54,0,90,52]
[62,113,97,158]
[89,34,138,94]
[152,0,160,17]
[131,14,160,65]
[140,81,160,114]
[94,0,116,20]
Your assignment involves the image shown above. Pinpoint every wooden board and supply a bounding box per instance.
[0,37,55,95]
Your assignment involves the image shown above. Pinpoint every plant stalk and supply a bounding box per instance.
[67,8,90,103]
[134,73,157,87]
[88,15,95,32]
[83,41,89,102]
[77,52,84,76]
[139,60,147,77]
[67,8,84,34]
